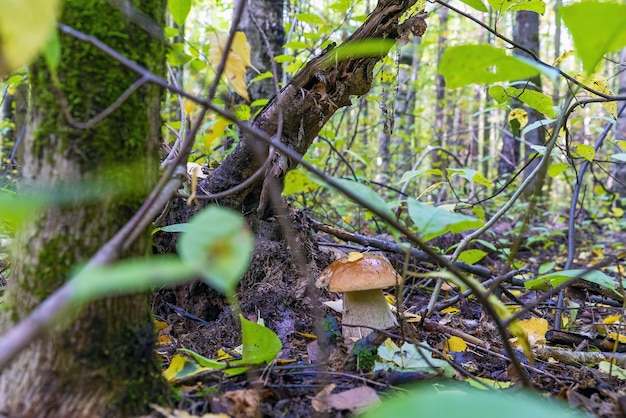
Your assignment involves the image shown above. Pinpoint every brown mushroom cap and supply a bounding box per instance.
[319,254,402,292]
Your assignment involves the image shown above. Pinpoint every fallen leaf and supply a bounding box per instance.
[325,386,381,413]
[443,336,468,353]
[312,384,336,413]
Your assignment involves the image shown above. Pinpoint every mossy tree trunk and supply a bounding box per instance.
[0,1,168,416]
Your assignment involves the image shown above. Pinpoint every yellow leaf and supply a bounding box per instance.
[467,376,512,390]
[202,117,231,151]
[443,336,467,352]
[575,73,617,118]
[0,0,60,74]
[297,332,318,339]
[512,317,548,348]
[603,314,622,325]
[162,354,188,382]
[348,252,364,262]
[609,332,626,343]
[183,98,196,115]
[441,307,460,315]
[384,293,396,305]
[208,32,252,100]
[508,108,528,130]
[553,50,576,67]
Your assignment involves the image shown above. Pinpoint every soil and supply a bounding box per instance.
[151,211,626,418]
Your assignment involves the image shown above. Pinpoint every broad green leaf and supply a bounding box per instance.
[295,13,325,25]
[440,44,540,89]
[361,383,585,418]
[153,223,190,234]
[333,178,395,220]
[505,87,554,118]
[407,198,484,242]
[0,0,59,75]
[457,249,487,265]
[179,315,281,376]
[573,143,595,162]
[447,168,491,187]
[457,0,488,12]
[575,73,617,117]
[178,207,253,296]
[238,315,282,365]
[612,153,626,163]
[283,169,320,196]
[168,0,192,26]
[488,0,545,14]
[525,269,620,297]
[0,192,44,235]
[488,85,508,104]
[70,257,195,303]
[42,28,61,71]
[163,354,217,382]
[547,162,568,178]
[561,2,626,73]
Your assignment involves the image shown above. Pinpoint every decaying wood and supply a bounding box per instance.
[200,0,427,211]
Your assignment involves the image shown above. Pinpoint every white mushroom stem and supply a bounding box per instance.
[341,289,397,340]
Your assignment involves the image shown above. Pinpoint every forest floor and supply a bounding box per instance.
[151,217,626,418]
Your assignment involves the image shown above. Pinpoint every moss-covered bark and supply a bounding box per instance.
[0,1,168,416]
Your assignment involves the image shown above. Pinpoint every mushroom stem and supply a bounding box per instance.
[341,289,397,340]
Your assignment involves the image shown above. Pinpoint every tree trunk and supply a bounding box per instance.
[498,11,544,190]
[610,48,626,208]
[0,1,168,417]
[200,0,426,212]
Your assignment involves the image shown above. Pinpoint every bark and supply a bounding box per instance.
[432,7,448,171]
[497,10,545,189]
[199,0,427,213]
[0,1,168,417]
[610,48,626,207]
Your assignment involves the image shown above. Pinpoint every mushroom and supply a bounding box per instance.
[317,252,402,340]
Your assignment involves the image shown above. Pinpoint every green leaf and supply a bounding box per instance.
[547,162,568,178]
[168,0,192,26]
[334,178,395,220]
[573,143,595,162]
[440,44,540,89]
[295,13,325,25]
[179,314,281,376]
[0,0,60,75]
[612,153,626,163]
[361,382,586,418]
[178,207,253,296]
[457,0,488,12]
[407,198,484,242]
[457,249,487,265]
[238,315,282,365]
[70,257,195,303]
[488,0,545,14]
[525,269,620,297]
[561,2,626,74]
[488,85,508,104]
[42,28,61,72]
[447,168,491,187]
[505,87,554,118]
[154,223,190,234]
[283,169,320,196]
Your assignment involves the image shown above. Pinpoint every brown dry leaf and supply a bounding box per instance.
[325,386,381,413]
[312,383,336,413]
[208,32,252,101]
[151,404,229,417]
[215,389,260,418]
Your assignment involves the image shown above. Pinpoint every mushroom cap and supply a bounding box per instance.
[318,253,402,292]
